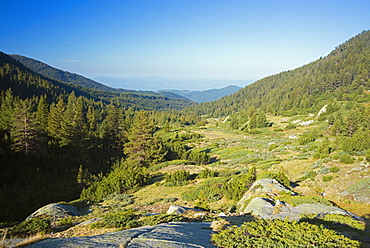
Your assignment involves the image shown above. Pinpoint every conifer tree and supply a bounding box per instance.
[124,110,166,167]
[47,98,65,141]
[36,95,49,130]
[10,100,39,154]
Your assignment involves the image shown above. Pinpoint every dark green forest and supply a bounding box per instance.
[0,53,202,221]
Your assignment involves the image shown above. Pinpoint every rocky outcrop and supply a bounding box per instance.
[27,222,215,248]
[27,203,80,220]
[237,178,295,212]
[241,198,362,221]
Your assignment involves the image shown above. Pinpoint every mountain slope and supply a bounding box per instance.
[1,53,194,110]
[184,30,370,117]
[10,55,188,100]
[164,85,242,103]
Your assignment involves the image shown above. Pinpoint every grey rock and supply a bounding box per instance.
[242,197,274,218]
[167,205,203,215]
[237,178,295,211]
[27,203,80,220]
[294,203,347,215]
[27,222,215,248]
[241,197,362,221]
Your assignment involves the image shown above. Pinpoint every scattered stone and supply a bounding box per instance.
[27,203,80,220]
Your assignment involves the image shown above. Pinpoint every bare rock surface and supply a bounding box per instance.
[26,222,215,248]
[26,203,80,220]
[167,205,203,215]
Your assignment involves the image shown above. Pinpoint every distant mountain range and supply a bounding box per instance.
[163,85,242,103]
[94,76,252,91]
[10,55,247,103]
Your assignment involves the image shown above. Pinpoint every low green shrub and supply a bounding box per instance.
[298,130,322,145]
[257,170,290,188]
[182,178,226,202]
[322,175,334,182]
[198,168,218,178]
[165,170,191,186]
[277,195,333,207]
[319,167,331,174]
[163,197,178,203]
[222,167,256,201]
[211,219,360,247]
[104,193,134,205]
[346,178,370,195]
[300,170,317,181]
[301,214,365,232]
[329,166,340,173]
[10,218,50,237]
[92,209,139,229]
[139,214,184,226]
[340,154,354,164]
[285,123,297,129]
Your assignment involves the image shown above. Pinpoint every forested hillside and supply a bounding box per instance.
[0,53,194,111]
[11,55,189,100]
[0,52,202,221]
[184,30,370,117]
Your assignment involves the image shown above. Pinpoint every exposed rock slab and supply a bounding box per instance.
[241,198,362,221]
[27,222,215,248]
[27,203,80,220]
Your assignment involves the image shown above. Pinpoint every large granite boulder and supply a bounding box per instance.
[27,203,80,220]
[237,178,295,212]
[241,198,362,221]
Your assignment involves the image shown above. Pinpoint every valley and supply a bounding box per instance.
[0,30,370,247]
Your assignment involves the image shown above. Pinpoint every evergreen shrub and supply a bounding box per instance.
[92,209,139,229]
[277,195,333,207]
[10,218,50,237]
[340,154,354,164]
[301,214,365,232]
[165,170,191,186]
[322,175,334,182]
[211,219,360,247]
[257,171,290,188]
[139,214,184,226]
[198,168,218,178]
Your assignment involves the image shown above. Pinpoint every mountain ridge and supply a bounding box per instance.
[183,30,370,117]
[1,53,195,111]
[162,85,242,103]
[10,55,189,100]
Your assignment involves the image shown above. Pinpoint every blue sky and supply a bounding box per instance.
[1,0,370,87]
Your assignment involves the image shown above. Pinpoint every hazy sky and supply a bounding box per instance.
[1,0,370,84]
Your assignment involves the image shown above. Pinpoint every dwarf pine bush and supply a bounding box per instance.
[212,219,360,247]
